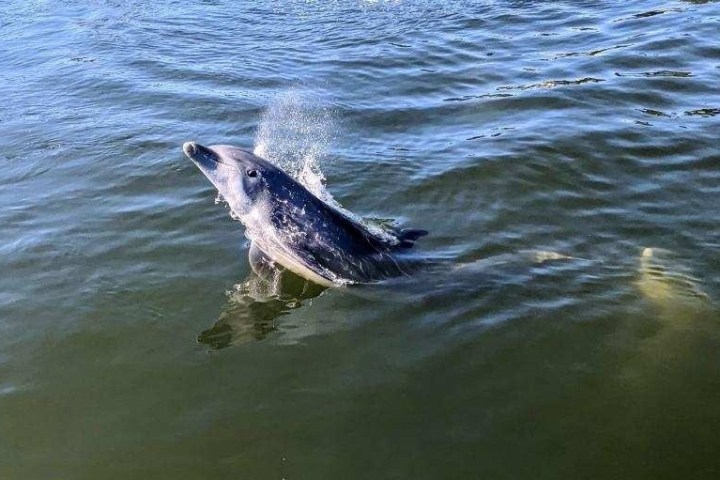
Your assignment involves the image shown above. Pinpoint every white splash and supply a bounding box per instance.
[253,88,398,245]
[254,88,338,203]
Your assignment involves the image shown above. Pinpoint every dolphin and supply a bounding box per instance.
[183,142,428,287]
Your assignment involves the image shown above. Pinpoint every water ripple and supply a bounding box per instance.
[1,0,719,476]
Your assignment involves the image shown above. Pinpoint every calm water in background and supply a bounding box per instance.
[1,1,720,478]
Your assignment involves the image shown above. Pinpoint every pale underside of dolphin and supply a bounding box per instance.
[183,142,428,287]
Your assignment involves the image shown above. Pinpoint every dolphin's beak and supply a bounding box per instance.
[184,141,215,162]
[183,141,222,172]
[183,141,199,157]
[183,142,236,169]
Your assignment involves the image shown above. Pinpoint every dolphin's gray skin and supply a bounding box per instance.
[183,142,427,287]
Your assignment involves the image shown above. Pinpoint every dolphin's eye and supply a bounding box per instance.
[246,169,259,178]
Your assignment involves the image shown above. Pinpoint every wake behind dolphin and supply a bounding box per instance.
[183,142,428,287]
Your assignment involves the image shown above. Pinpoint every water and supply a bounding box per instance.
[1,1,719,478]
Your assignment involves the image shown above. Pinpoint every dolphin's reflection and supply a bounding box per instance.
[197,258,326,349]
[198,246,715,350]
[197,248,578,349]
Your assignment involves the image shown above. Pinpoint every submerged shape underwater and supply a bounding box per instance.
[1,1,720,479]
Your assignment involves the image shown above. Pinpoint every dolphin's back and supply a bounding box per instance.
[263,172,426,284]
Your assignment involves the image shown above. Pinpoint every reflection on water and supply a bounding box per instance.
[198,262,327,349]
[199,248,603,349]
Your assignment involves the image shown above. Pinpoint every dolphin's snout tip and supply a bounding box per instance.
[183,141,198,157]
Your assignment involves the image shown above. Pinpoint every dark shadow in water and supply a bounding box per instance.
[197,264,326,350]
